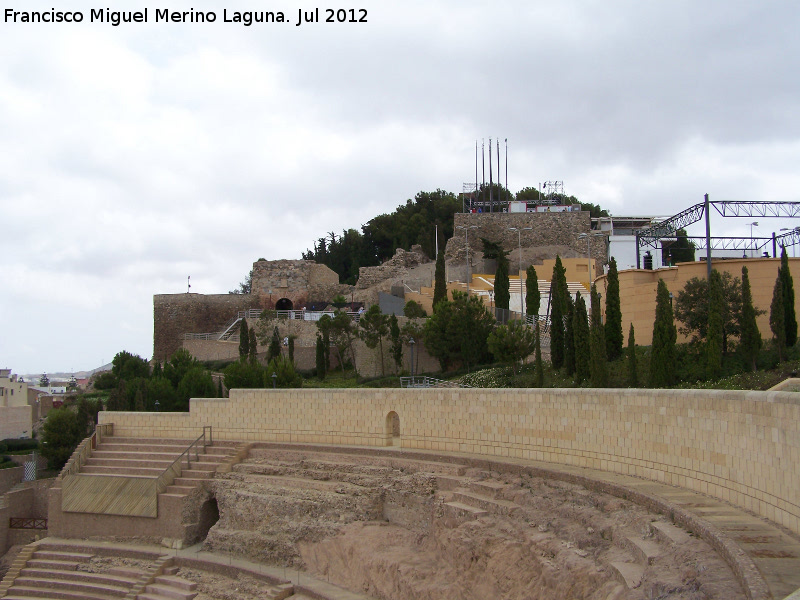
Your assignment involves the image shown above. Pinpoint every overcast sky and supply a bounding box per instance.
[2,0,800,374]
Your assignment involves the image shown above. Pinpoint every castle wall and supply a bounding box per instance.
[100,386,800,537]
[153,293,260,362]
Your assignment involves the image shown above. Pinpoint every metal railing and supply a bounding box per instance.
[9,517,47,530]
[155,426,212,493]
[184,310,364,341]
[400,376,472,389]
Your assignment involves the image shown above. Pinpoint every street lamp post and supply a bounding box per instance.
[508,226,532,315]
[271,372,277,389]
[749,222,759,257]
[456,225,479,296]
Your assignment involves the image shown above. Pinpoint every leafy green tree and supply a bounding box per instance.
[573,293,590,384]
[667,228,696,264]
[516,187,543,202]
[400,319,424,375]
[93,371,117,390]
[403,300,427,319]
[627,324,638,387]
[770,275,786,362]
[590,284,608,387]
[224,360,265,390]
[75,397,101,438]
[494,254,510,312]
[389,315,403,371]
[164,349,202,390]
[675,272,746,354]
[268,326,282,364]
[534,322,544,387]
[650,280,677,387]
[423,291,494,371]
[248,329,258,363]
[604,257,623,360]
[316,314,332,370]
[288,336,295,364]
[239,319,250,360]
[217,377,224,398]
[433,252,447,310]
[112,351,151,381]
[39,373,50,387]
[739,266,762,371]
[40,408,84,469]
[706,270,724,380]
[265,355,303,388]
[228,266,255,294]
[148,376,178,411]
[780,247,797,347]
[176,367,216,409]
[330,311,358,373]
[525,266,540,318]
[359,305,390,376]
[487,320,536,374]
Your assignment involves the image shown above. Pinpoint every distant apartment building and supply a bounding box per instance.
[0,369,33,439]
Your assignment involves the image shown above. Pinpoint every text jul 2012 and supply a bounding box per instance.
[3,7,369,26]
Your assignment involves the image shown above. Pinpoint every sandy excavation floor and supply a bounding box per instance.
[203,448,748,600]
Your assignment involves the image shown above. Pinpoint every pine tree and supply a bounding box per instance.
[739,266,762,371]
[706,269,724,380]
[649,279,677,387]
[525,266,540,319]
[433,252,447,311]
[573,292,590,383]
[238,319,249,361]
[495,253,510,311]
[780,247,797,347]
[604,257,623,360]
[626,323,638,387]
[771,275,786,362]
[590,284,608,387]
[549,257,568,370]
[268,326,281,363]
[534,321,544,387]
[248,329,258,363]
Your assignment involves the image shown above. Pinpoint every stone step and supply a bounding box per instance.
[32,551,94,564]
[615,529,661,566]
[649,520,692,546]
[165,485,196,495]
[25,559,81,571]
[20,568,140,587]
[443,501,489,520]
[154,575,197,591]
[435,474,470,491]
[13,576,130,596]
[608,561,645,589]
[232,473,369,494]
[91,451,184,461]
[468,480,507,498]
[108,566,146,578]
[5,583,125,600]
[143,582,197,600]
[80,466,163,477]
[452,491,519,516]
[85,458,176,469]
[172,477,210,486]
[180,469,214,479]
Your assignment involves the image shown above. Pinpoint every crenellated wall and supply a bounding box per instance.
[99,386,800,537]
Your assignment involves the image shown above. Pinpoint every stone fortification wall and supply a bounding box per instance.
[446,212,606,277]
[356,246,431,290]
[101,386,800,538]
[250,259,346,306]
[153,293,260,362]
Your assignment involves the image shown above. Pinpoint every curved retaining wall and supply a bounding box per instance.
[99,387,800,536]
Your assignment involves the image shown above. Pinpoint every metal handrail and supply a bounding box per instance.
[155,427,212,493]
[400,376,472,389]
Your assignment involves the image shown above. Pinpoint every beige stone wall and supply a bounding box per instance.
[596,257,799,346]
[0,406,33,440]
[100,386,800,536]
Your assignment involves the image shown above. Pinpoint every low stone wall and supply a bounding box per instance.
[0,466,23,496]
[100,387,800,538]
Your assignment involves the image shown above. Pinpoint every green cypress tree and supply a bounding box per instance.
[780,247,798,347]
[315,334,327,379]
[268,326,281,363]
[649,279,677,387]
[248,329,258,363]
[525,266,540,319]
[706,269,724,380]
[433,252,447,311]
[739,266,762,371]
[626,323,638,387]
[604,257,623,360]
[288,336,295,364]
[770,275,786,362]
[495,253,510,311]
[549,279,565,370]
[590,284,608,387]
[238,318,249,361]
[217,377,224,398]
[389,314,403,370]
[564,294,576,375]
[573,292,590,383]
[534,321,544,387]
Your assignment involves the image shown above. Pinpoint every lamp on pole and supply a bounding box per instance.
[749,222,759,257]
[271,372,277,389]
[456,225,479,296]
[508,226,532,315]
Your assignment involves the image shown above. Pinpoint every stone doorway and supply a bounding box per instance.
[386,411,400,446]
[275,298,293,311]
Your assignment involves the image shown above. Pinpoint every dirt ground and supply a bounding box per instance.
[204,449,747,600]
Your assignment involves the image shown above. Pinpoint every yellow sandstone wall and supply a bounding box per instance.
[100,386,800,536]
[596,257,800,346]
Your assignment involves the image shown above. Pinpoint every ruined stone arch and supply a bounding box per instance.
[275,298,293,311]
